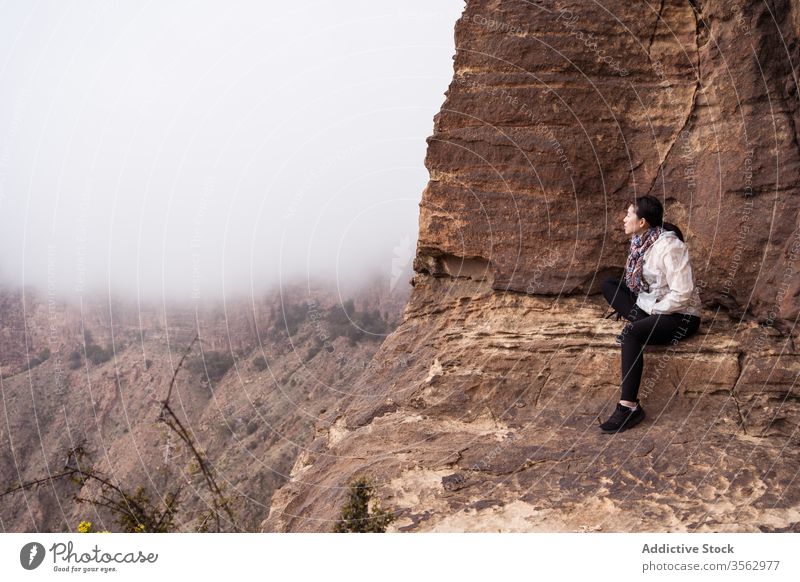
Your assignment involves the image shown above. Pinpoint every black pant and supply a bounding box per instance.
[601,277,701,401]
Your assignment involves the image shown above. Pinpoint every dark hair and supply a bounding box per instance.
[633,195,663,228]
[662,221,685,242]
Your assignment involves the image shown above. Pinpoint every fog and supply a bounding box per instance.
[0,0,463,304]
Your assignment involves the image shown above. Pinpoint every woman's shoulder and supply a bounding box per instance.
[644,231,686,266]
[655,230,684,249]
[644,230,679,253]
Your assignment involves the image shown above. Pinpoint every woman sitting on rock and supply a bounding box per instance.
[599,195,702,433]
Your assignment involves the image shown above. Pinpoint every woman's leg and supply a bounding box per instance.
[601,313,701,432]
[601,277,646,322]
[620,313,701,402]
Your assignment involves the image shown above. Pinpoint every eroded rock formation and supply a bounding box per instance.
[264,0,800,532]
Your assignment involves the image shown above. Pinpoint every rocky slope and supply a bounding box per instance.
[0,271,411,532]
[263,0,800,532]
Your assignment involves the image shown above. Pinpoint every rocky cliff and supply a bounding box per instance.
[263,0,800,532]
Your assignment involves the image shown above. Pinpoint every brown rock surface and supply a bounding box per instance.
[415,0,800,322]
[263,0,800,532]
[264,276,800,532]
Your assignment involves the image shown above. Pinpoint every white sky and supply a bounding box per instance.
[0,0,463,303]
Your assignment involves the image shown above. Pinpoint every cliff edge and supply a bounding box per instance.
[262,0,800,532]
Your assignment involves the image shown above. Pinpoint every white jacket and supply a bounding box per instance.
[634,230,702,317]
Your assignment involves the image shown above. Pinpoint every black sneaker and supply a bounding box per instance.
[599,402,645,433]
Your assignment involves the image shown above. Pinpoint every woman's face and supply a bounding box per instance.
[623,204,648,236]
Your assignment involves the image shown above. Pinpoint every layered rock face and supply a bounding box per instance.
[416,0,800,323]
[263,1,800,532]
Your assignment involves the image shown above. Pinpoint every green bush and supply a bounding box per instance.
[333,476,395,533]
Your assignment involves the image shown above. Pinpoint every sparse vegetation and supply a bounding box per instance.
[187,350,235,383]
[85,343,113,365]
[305,338,323,362]
[333,476,395,533]
[264,296,392,347]
[252,354,268,371]
[1,445,182,533]
[67,329,114,367]
[66,447,181,533]
[68,350,83,370]
[327,298,389,345]
[282,301,310,337]
[27,347,51,370]
[2,334,242,533]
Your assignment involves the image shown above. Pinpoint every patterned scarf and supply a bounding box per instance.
[625,226,663,294]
